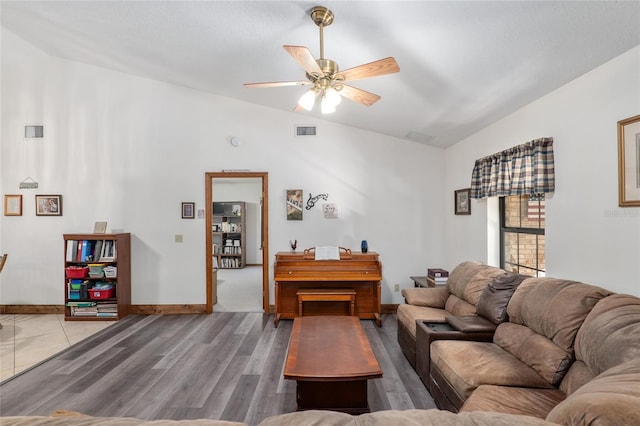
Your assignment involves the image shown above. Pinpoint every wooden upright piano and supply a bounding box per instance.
[274,249,382,326]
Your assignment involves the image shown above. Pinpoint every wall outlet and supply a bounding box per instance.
[394,283,400,292]
[175,234,183,243]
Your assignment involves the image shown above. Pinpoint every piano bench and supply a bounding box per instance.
[297,289,356,317]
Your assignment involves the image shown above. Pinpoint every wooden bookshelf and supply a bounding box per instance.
[63,233,131,321]
[212,202,246,269]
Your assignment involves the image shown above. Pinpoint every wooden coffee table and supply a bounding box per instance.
[283,316,383,414]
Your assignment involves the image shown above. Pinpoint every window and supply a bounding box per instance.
[500,194,545,277]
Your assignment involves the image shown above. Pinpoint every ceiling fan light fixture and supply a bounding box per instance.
[298,88,317,111]
[325,86,342,107]
[320,93,336,114]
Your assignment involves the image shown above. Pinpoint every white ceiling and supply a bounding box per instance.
[2,1,639,148]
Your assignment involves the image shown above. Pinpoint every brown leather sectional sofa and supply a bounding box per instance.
[397,261,640,424]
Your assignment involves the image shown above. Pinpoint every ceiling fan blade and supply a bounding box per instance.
[283,45,323,76]
[339,85,381,107]
[338,57,400,82]
[244,81,310,88]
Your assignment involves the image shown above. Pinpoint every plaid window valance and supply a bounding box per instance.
[470,137,555,199]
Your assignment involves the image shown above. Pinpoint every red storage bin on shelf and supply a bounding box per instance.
[88,287,114,300]
[66,266,89,279]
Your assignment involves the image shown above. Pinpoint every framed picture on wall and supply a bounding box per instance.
[4,194,22,216]
[618,114,640,207]
[182,202,195,219]
[35,194,62,216]
[454,188,471,215]
[286,189,303,220]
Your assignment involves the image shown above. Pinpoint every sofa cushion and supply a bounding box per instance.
[574,294,640,375]
[558,294,640,395]
[461,385,565,419]
[401,287,449,308]
[259,409,556,426]
[445,261,488,297]
[444,294,477,316]
[459,266,506,308]
[547,359,640,426]
[493,279,611,388]
[506,279,611,353]
[476,272,527,324]
[493,322,573,386]
[430,340,553,400]
[396,304,448,338]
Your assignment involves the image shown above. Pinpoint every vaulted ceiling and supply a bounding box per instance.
[2,1,639,148]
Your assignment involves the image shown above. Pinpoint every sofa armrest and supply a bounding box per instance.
[402,287,449,308]
[446,315,498,333]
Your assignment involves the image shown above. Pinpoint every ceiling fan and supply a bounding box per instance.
[244,5,400,114]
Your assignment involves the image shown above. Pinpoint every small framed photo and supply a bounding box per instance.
[182,202,195,219]
[35,194,62,216]
[323,203,338,218]
[93,221,108,234]
[4,194,22,216]
[618,114,640,207]
[454,188,471,215]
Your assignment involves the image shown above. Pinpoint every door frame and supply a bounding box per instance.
[205,171,269,313]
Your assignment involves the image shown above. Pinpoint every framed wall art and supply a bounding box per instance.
[35,194,62,216]
[286,189,303,220]
[182,202,195,219]
[4,194,22,216]
[618,114,640,207]
[454,188,471,215]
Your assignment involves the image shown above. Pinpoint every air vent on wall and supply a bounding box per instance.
[295,125,317,136]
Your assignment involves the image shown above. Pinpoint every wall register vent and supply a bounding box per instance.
[295,125,317,136]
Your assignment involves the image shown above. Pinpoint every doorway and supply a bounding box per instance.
[205,172,269,313]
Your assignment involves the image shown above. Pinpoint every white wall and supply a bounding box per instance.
[0,29,446,307]
[444,45,640,296]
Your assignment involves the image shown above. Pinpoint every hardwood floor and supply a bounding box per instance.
[0,313,435,425]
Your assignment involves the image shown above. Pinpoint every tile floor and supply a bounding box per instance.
[0,314,112,382]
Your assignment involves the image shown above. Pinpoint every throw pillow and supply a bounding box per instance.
[476,272,527,324]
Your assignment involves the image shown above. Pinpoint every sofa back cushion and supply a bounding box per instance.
[476,272,527,324]
[574,294,640,374]
[559,293,640,395]
[445,262,505,315]
[506,278,611,353]
[547,359,640,426]
[494,279,611,386]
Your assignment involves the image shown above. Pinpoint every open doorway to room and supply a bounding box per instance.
[205,172,269,313]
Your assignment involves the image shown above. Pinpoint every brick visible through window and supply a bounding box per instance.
[500,194,545,277]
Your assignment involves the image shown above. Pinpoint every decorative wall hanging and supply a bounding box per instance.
[323,203,338,218]
[4,194,22,216]
[618,114,640,207]
[286,189,303,220]
[182,202,195,219]
[19,176,38,189]
[306,193,328,210]
[454,188,471,215]
[35,194,62,216]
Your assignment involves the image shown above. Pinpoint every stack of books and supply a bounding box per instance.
[427,268,449,287]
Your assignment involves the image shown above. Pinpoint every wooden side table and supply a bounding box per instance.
[410,276,431,288]
[297,289,356,317]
